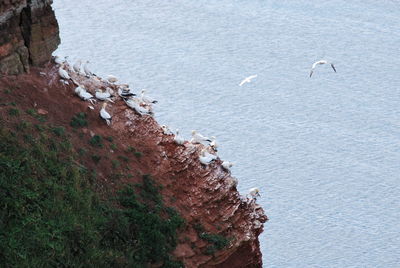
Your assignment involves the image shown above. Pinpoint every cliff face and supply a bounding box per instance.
[0,1,268,267]
[0,0,59,75]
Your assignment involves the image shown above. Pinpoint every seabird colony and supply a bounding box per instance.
[55,56,261,202]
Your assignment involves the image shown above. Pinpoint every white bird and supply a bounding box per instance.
[58,66,70,80]
[124,98,151,115]
[174,129,185,145]
[199,149,217,165]
[248,187,261,200]
[100,103,112,126]
[95,88,113,102]
[54,56,64,65]
[75,85,96,104]
[210,136,218,151]
[140,89,158,104]
[83,60,93,76]
[107,75,118,83]
[118,86,136,98]
[309,60,336,77]
[190,130,212,144]
[73,60,82,73]
[221,161,233,171]
[161,125,174,135]
[239,74,257,86]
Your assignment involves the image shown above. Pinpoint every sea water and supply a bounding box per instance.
[53,0,400,267]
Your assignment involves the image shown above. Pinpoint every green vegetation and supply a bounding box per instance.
[70,112,88,128]
[193,222,230,255]
[51,126,66,137]
[0,119,184,267]
[89,135,103,148]
[111,143,118,150]
[91,154,101,164]
[118,155,129,162]
[134,151,143,158]
[8,108,20,116]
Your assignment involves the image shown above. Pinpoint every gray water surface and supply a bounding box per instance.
[53,1,400,267]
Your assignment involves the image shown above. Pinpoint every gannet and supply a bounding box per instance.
[161,125,174,135]
[75,85,96,104]
[54,56,64,65]
[107,75,118,83]
[140,89,158,104]
[190,130,212,144]
[95,88,113,102]
[248,187,261,200]
[118,87,136,98]
[124,98,151,115]
[309,60,336,77]
[73,60,82,73]
[83,60,93,76]
[239,74,257,86]
[100,103,112,126]
[174,129,185,145]
[222,161,233,171]
[58,66,70,80]
[210,136,218,151]
[199,149,217,165]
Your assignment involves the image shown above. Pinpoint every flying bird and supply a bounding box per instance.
[239,74,257,86]
[309,60,336,77]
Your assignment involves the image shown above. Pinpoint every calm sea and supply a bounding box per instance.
[53,0,400,267]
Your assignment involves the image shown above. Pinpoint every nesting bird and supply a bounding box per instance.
[173,129,185,145]
[209,136,218,151]
[107,75,118,83]
[161,125,174,135]
[118,86,136,98]
[73,59,82,73]
[100,103,112,126]
[58,65,70,80]
[190,130,212,144]
[83,60,92,77]
[221,161,233,171]
[247,187,261,200]
[124,98,151,116]
[95,88,113,102]
[199,149,218,166]
[140,89,158,104]
[309,60,336,77]
[75,85,96,105]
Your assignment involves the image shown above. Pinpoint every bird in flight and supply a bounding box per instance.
[239,74,257,86]
[310,60,336,77]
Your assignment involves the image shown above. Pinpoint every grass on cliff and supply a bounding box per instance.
[0,118,184,267]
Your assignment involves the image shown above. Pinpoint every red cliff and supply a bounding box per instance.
[0,1,268,267]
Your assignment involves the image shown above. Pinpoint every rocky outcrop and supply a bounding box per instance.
[0,0,59,75]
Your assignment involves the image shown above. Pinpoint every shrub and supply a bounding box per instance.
[52,126,65,136]
[89,135,103,148]
[91,155,101,164]
[70,112,88,128]
[8,108,20,116]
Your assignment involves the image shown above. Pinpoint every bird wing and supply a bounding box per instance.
[309,69,314,77]
[249,75,258,80]
[239,79,247,86]
[330,63,337,73]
